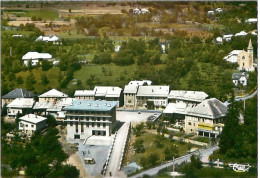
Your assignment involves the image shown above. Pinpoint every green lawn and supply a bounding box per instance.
[129,132,199,167]
[179,62,238,89]
[15,67,61,94]
[58,30,90,39]
[2,30,35,37]
[5,9,59,20]
[73,64,138,88]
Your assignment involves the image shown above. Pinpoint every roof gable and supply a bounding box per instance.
[186,98,227,119]
[2,88,35,99]
[39,89,68,98]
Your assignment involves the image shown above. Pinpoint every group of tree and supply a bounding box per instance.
[1,115,80,177]
[218,95,257,163]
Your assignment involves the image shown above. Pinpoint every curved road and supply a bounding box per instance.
[235,89,257,101]
[130,146,219,178]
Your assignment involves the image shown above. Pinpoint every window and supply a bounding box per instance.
[193,123,195,126]
[31,125,34,128]
[86,123,89,127]
[81,123,84,132]
[92,123,94,127]
[103,118,106,121]
[70,122,73,126]
[243,63,245,67]
[242,56,245,60]
[26,124,28,127]
[103,123,106,127]
[188,122,191,125]
[97,123,100,127]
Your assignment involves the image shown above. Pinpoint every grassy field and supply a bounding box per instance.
[128,132,198,167]
[15,67,61,94]
[5,9,59,20]
[2,30,36,37]
[58,30,90,39]
[179,62,238,89]
[73,64,137,88]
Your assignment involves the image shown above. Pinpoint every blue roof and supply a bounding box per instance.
[63,100,118,111]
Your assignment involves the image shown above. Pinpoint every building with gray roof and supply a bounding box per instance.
[64,100,118,140]
[2,88,35,108]
[168,90,208,106]
[184,98,228,138]
[136,85,170,110]
[232,72,249,86]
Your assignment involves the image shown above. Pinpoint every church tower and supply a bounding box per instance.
[247,39,254,63]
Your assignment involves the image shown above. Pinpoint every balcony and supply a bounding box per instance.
[198,123,224,133]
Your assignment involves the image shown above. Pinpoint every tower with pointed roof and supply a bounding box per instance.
[247,39,254,64]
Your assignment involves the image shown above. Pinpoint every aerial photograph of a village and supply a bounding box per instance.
[0,1,258,178]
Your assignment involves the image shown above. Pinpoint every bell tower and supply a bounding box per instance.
[247,39,253,63]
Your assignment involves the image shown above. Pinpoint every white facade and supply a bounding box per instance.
[18,114,47,135]
[7,98,35,118]
[208,11,214,15]
[64,100,118,140]
[245,18,257,23]
[235,31,248,37]
[39,89,68,103]
[223,34,233,41]
[215,8,223,13]
[22,52,52,66]
[223,50,243,63]
[74,90,95,100]
[216,37,223,43]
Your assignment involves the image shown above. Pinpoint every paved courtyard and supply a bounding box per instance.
[69,140,111,177]
[116,110,161,123]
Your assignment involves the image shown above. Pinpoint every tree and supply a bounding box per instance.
[164,145,179,160]
[133,139,145,153]
[42,60,53,71]
[16,76,24,84]
[41,74,49,85]
[46,115,57,128]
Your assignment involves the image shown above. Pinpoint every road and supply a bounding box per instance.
[106,122,130,177]
[130,146,219,178]
[235,89,257,101]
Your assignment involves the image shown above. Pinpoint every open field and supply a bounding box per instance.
[4,9,59,20]
[15,67,61,94]
[2,30,35,37]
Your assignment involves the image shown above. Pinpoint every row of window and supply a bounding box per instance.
[73,122,107,131]
[20,123,34,128]
[65,117,109,121]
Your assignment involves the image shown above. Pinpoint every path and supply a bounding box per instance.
[67,152,89,178]
[130,146,219,178]
[106,122,130,177]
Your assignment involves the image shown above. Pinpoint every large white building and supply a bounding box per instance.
[74,90,95,100]
[38,89,68,103]
[35,35,60,44]
[168,90,208,106]
[18,114,47,136]
[136,85,170,110]
[123,80,152,109]
[64,100,118,140]
[7,98,35,118]
[22,52,52,66]
[223,40,254,71]
[184,98,228,138]
[94,86,123,107]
